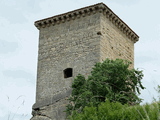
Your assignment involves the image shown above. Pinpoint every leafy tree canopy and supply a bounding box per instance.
[66,59,145,116]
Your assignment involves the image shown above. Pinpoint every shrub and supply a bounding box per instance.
[66,59,144,116]
[69,100,160,120]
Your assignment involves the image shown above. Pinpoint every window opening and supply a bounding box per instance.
[64,68,73,78]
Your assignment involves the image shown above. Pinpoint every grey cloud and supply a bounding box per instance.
[0,0,41,24]
[109,0,139,5]
[1,6,27,24]
[0,40,18,54]
[2,69,35,81]
[135,56,156,64]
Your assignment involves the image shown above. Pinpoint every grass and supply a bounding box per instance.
[69,100,160,120]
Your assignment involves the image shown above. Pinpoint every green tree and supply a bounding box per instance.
[66,59,145,116]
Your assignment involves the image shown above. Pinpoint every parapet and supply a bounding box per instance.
[34,3,139,43]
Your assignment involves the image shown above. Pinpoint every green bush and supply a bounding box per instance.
[66,59,144,116]
[69,100,160,120]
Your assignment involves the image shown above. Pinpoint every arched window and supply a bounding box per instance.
[63,68,73,78]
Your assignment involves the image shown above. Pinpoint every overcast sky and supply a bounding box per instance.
[0,0,160,120]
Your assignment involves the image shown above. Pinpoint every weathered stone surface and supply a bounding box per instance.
[32,98,68,120]
[31,2,139,120]
[33,89,72,109]
[100,13,135,67]
[31,116,51,120]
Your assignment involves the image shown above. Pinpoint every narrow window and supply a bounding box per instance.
[63,68,73,78]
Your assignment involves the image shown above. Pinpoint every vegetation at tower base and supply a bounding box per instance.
[66,59,145,117]
[69,85,160,120]
[69,100,160,120]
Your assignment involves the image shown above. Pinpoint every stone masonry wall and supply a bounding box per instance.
[36,12,101,103]
[99,13,134,65]
[31,3,138,120]
[31,13,102,120]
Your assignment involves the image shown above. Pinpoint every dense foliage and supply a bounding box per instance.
[66,59,144,116]
[69,100,160,120]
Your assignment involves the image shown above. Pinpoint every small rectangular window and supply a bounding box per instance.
[63,68,73,78]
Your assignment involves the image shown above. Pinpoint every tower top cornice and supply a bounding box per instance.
[34,3,139,42]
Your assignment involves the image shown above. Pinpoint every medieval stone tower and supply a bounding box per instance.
[31,3,139,120]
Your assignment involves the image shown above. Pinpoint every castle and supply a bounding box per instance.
[31,3,139,120]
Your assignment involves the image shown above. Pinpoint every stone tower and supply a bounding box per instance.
[31,3,139,120]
